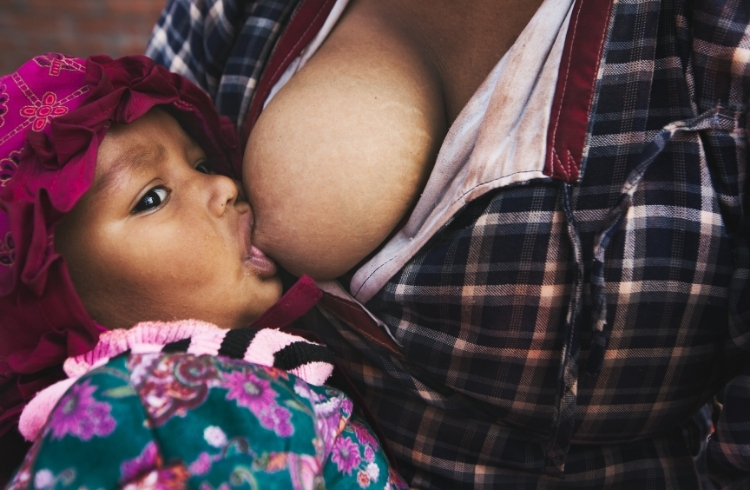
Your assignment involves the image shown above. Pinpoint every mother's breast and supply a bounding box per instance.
[243,9,445,280]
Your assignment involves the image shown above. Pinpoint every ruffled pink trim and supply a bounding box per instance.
[63,319,224,377]
[21,319,334,442]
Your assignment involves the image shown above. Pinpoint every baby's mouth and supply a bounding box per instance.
[246,245,277,277]
[239,203,277,278]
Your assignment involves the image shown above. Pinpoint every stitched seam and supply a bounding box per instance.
[567,149,575,178]
[547,0,583,179]
[552,148,568,180]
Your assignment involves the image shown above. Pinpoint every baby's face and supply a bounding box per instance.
[55,109,282,329]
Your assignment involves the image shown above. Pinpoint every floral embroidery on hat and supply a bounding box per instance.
[33,53,86,76]
[0,232,14,267]
[8,70,89,139]
[20,92,69,132]
[0,149,20,187]
[0,83,8,128]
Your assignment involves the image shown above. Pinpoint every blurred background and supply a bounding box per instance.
[0,0,165,75]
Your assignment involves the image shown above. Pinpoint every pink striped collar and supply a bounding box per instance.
[64,275,322,377]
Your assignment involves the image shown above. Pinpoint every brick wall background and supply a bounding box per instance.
[0,0,165,75]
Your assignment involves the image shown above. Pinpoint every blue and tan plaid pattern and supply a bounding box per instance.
[147,0,750,487]
[146,0,300,132]
[317,0,750,486]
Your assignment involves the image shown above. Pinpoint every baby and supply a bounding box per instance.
[0,54,405,489]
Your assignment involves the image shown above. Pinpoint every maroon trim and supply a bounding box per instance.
[249,275,322,330]
[319,292,403,357]
[242,0,337,144]
[544,0,614,183]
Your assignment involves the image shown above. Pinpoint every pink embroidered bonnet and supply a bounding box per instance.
[0,54,242,438]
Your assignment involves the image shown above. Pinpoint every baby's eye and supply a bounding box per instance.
[195,161,216,174]
[132,187,169,214]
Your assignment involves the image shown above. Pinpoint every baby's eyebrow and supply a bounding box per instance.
[92,143,167,196]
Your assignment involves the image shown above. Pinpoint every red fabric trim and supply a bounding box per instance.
[319,292,402,357]
[242,0,337,144]
[544,0,614,183]
[249,275,322,330]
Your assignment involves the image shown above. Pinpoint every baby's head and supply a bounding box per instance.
[0,55,281,379]
[55,107,281,330]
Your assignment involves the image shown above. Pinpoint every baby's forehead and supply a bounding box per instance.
[96,142,166,185]
[103,108,193,150]
[94,110,203,183]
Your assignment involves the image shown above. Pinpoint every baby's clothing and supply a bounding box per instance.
[18,318,335,441]
[8,319,406,490]
[0,53,407,487]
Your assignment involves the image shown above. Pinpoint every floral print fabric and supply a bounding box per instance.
[7,353,407,490]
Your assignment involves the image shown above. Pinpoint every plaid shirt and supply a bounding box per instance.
[146,0,298,133]
[147,0,750,487]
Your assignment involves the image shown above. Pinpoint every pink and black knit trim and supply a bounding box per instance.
[64,319,335,386]
[19,319,335,442]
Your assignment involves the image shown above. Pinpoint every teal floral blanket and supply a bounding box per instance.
[6,353,407,490]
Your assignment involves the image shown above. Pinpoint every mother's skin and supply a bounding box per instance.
[244,0,544,279]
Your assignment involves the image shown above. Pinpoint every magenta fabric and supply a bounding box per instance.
[0,53,242,442]
[248,275,322,330]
